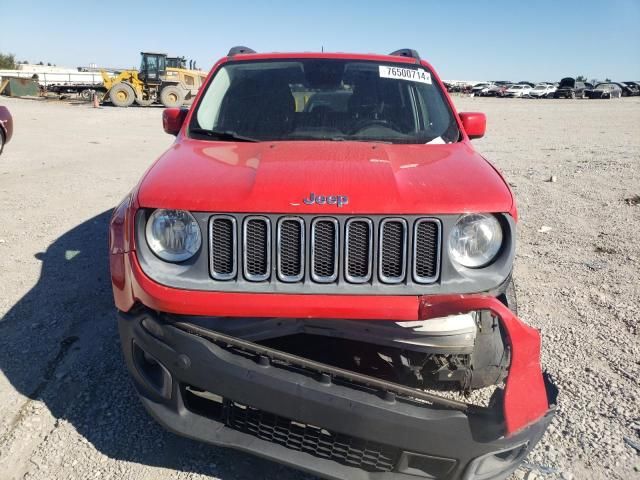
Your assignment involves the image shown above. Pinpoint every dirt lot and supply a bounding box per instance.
[0,95,638,480]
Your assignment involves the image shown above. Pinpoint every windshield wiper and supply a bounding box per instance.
[190,128,259,142]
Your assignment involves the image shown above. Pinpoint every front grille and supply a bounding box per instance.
[208,215,441,287]
[225,400,399,472]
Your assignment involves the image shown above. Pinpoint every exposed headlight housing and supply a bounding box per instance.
[145,209,202,262]
[448,213,503,268]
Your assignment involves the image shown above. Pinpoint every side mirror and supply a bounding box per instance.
[459,112,486,139]
[162,108,188,135]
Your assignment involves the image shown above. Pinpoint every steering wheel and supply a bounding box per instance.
[349,118,401,135]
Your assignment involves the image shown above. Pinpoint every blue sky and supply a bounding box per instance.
[1,0,639,81]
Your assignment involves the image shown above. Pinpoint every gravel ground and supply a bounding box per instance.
[0,95,638,480]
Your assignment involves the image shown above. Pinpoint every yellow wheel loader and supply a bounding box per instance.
[101,52,207,107]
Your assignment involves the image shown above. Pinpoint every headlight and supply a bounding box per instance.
[145,209,201,262]
[448,213,503,268]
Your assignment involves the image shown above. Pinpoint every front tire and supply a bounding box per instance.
[109,83,135,107]
[160,86,185,108]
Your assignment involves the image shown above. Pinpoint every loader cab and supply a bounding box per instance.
[139,52,167,85]
[167,56,187,69]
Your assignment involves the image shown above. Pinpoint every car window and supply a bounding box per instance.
[191,59,459,144]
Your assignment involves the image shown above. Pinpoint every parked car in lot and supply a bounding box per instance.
[0,105,13,156]
[471,82,493,96]
[504,83,532,97]
[484,81,513,97]
[110,46,557,480]
[495,83,514,97]
[612,82,638,97]
[554,77,588,98]
[528,83,556,98]
[621,81,640,95]
[588,83,623,99]
[583,82,595,99]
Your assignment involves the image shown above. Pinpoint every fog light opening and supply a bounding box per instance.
[470,442,529,477]
[397,452,456,478]
[132,341,173,399]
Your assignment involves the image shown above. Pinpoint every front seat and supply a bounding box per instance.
[218,76,295,138]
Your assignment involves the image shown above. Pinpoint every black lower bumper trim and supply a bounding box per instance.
[118,308,554,480]
[183,387,401,473]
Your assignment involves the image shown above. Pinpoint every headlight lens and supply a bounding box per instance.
[448,214,503,268]
[145,209,201,262]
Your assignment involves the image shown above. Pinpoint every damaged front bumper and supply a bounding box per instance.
[118,295,557,480]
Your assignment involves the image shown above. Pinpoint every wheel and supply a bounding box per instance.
[109,83,135,107]
[135,94,155,106]
[80,89,93,101]
[0,130,4,156]
[160,86,185,108]
[570,91,576,99]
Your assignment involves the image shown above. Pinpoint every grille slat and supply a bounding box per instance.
[208,215,440,286]
[311,219,339,283]
[243,217,271,281]
[345,219,373,283]
[277,218,304,282]
[413,220,440,283]
[379,219,407,283]
[209,216,237,280]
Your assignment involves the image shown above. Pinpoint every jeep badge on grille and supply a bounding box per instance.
[303,192,349,207]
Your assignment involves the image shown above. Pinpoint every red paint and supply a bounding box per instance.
[458,112,486,139]
[420,295,550,435]
[162,108,188,136]
[137,141,514,215]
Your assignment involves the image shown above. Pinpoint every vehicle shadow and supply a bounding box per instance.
[0,210,313,479]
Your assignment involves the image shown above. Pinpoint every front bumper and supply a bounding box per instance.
[118,296,556,480]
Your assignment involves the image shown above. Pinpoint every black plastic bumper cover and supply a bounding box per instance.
[118,309,555,480]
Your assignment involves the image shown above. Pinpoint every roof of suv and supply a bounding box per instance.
[223,51,422,64]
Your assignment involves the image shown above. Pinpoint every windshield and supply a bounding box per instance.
[190,59,459,144]
[533,85,546,90]
[596,84,613,90]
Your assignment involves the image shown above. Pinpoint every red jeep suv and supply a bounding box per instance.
[109,47,556,480]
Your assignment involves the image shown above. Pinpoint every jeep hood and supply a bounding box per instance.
[137,140,514,215]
